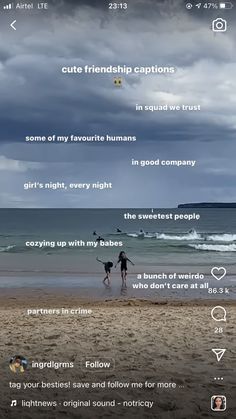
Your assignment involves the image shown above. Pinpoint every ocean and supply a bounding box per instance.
[0,208,235,298]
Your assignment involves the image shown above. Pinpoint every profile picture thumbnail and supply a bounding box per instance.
[211,395,226,411]
[9,355,28,373]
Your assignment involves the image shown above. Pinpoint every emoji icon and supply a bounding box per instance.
[114,77,122,87]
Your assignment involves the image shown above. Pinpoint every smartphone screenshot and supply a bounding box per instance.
[0,0,235,418]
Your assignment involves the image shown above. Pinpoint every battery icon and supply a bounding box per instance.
[219,2,233,9]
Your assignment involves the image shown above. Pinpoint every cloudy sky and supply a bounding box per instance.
[0,0,236,208]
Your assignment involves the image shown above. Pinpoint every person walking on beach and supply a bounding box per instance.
[115,251,134,287]
[96,257,113,286]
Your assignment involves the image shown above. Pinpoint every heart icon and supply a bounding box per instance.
[211,267,226,281]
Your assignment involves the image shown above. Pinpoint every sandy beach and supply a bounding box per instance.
[0,291,235,419]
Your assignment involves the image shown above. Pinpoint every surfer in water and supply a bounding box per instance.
[138,229,145,239]
[115,251,134,286]
[96,257,113,285]
[96,236,104,243]
[116,228,122,233]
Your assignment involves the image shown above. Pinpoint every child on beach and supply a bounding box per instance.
[96,257,113,285]
[115,251,134,287]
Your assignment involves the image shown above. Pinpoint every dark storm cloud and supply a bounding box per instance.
[0,0,235,206]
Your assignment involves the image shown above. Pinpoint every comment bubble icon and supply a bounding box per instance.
[211,306,227,322]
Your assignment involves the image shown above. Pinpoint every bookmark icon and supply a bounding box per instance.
[212,349,226,362]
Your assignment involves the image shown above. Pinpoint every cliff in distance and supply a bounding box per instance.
[178,203,236,208]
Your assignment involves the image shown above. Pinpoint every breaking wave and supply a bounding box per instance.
[156,231,202,241]
[207,234,236,242]
[189,244,236,252]
[0,245,16,252]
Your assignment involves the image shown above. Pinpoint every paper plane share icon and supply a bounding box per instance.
[212,349,226,362]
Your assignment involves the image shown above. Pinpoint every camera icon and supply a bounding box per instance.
[212,18,227,32]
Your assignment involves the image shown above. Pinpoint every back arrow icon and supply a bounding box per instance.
[10,20,16,30]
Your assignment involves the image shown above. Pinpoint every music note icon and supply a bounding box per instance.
[10,400,17,407]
